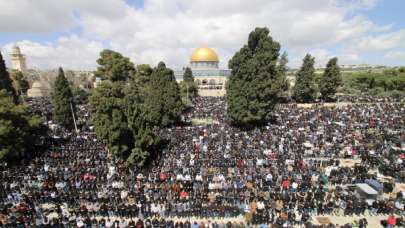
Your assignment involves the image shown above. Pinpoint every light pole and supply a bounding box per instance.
[70,100,78,133]
[186,83,189,105]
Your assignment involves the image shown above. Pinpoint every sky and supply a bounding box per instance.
[1,0,405,70]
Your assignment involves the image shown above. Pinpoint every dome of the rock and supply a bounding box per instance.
[190,47,219,62]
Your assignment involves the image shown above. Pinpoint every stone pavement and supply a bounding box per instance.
[311,214,388,227]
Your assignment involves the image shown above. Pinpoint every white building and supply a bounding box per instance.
[9,45,27,73]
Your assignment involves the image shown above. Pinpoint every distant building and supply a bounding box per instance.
[338,64,387,72]
[175,46,230,97]
[23,68,95,97]
[27,80,50,98]
[9,45,27,73]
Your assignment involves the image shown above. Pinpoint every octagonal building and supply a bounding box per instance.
[176,46,230,97]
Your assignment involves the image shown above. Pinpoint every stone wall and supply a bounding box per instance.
[198,89,226,97]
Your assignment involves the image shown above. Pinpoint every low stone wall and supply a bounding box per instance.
[198,89,226,97]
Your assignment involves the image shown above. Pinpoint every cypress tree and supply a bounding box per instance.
[95,49,136,82]
[226,27,282,127]
[0,52,17,102]
[319,57,342,101]
[133,64,152,87]
[126,74,147,139]
[144,62,183,127]
[181,67,198,100]
[90,81,133,158]
[52,67,76,128]
[293,54,317,103]
[127,127,161,168]
[277,52,289,93]
[183,67,194,83]
[0,90,45,162]
[91,50,182,168]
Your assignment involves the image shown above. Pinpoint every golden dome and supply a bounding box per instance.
[190,47,219,62]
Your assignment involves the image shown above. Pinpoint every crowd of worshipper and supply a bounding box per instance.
[27,98,54,122]
[334,95,403,103]
[184,97,227,123]
[0,96,404,228]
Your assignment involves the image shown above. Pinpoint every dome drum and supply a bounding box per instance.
[190,61,218,69]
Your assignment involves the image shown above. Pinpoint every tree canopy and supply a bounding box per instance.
[293,54,317,103]
[319,57,342,101]
[132,64,153,87]
[183,67,194,83]
[277,52,290,93]
[0,90,45,162]
[95,49,136,82]
[342,68,405,99]
[52,67,76,128]
[91,81,133,158]
[226,27,282,127]
[91,51,181,168]
[125,65,162,167]
[0,52,17,102]
[10,70,29,97]
[180,67,198,103]
[143,62,183,127]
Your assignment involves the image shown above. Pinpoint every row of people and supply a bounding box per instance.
[0,97,404,227]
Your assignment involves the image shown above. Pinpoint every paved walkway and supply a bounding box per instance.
[311,214,387,227]
[294,101,404,108]
[42,205,401,227]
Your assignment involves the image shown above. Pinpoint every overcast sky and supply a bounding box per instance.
[1,0,405,70]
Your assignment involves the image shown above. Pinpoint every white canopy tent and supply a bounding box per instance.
[356,183,378,196]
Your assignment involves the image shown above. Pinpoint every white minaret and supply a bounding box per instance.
[10,45,27,73]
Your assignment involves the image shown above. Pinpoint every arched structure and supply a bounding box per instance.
[175,46,230,97]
